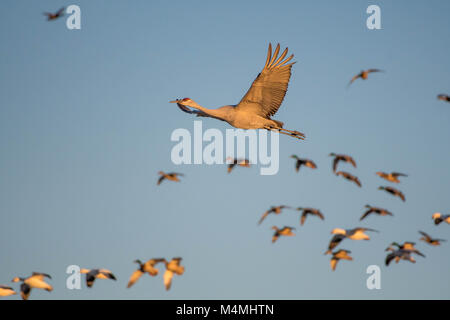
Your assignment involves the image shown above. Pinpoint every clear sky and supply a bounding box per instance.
[1,0,449,299]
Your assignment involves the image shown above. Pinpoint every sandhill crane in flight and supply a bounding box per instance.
[170,43,305,141]
[226,157,250,173]
[437,94,450,102]
[419,231,446,246]
[43,7,65,21]
[348,69,383,87]
[376,172,408,183]
[385,249,417,266]
[329,153,356,173]
[290,155,317,172]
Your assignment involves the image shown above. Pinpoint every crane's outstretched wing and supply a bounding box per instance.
[235,43,295,118]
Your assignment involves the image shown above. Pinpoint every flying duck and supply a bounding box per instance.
[437,94,450,102]
[157,171,184,185]
[127,258,166,288]
[258,205,292,225]
[226,157,250,173]
[386,242,425,257]
[376,172,408,183]
[290,155,317,172]
[329,153,357,173]
[271,226,295,243]
[432,212,450,225]
[331,227,378,240]
[348,69,383,87]
[0,285,16,297]
[80,268,116,288]
[43,7,65,21]
[325,234,347,255]
[163,257,185,291]
[360,205,393,221]
[330,250,353,271]
[378,186,405,202]
[296,207,324,226]
[336,171,361,187]
[419,231,446,246]
[385,249,416,266]
[11,273,53,300]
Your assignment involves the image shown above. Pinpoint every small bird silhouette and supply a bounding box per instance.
[43,7,65,21]
[258,205,292,225]
[330,250,353,271]
[348,69,383,87]
[437,94,450,102]
[290,155,317,172]
[296,207,324,226]
[336,171,362,187]
[157,171,184,185]
[360,205,393,221]
[419,231,446,246]
[80,268,116,288]
[432,212,450,225]
[127,258,166,288]
[376,172,408,183]
[163,257,185,291]
[271,226,295,243]
[329,153,356,173]
[226,157,250,173]
[378,186,405,202]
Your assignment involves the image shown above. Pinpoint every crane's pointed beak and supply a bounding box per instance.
[169,100,180,103]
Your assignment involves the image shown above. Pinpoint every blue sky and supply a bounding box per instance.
[0,0,449,299]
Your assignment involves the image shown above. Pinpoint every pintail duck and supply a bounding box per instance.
[376,172,407,183]
[419,231,446,246]
[360,205,393,221]
[348,69,383,87]
[258,205,292,225]
[329,153,356,173]
[437,94,450,102]
[11,272,53,300]
[336,171,361,187]
[271,226,295,243]
[163,257,185,291]
[127,258,166,288]
[0,285,16,297]
[378,186,405,202]
[330,250,353,271]
[226,157,250,173]
[296,207,324,226]
[290,155,317,172]
[157,171,184,185]
[80,268,116,288]
[432,212,450,225]
[43,7,65,21]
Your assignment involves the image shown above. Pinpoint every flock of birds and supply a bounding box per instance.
[1,8,449,299]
